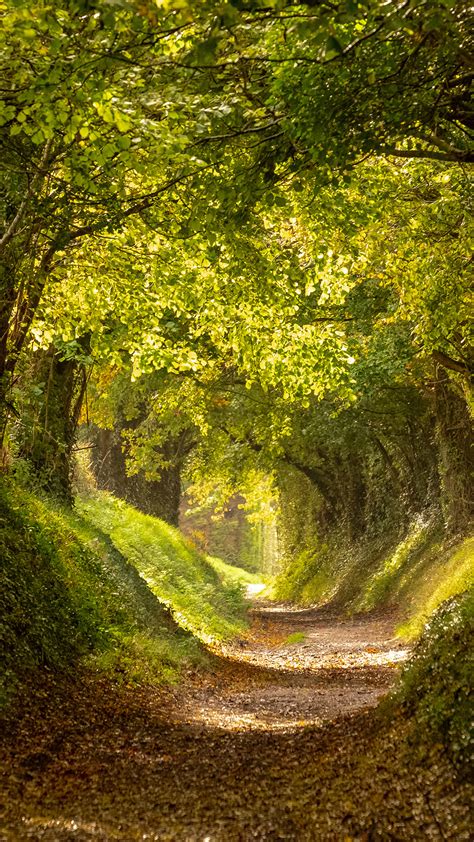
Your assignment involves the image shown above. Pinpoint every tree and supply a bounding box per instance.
[0,0,207,438]
[3,0,472,542]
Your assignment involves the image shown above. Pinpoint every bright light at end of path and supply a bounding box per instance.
[246,583,266,597]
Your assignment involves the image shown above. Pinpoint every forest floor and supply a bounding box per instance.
[1,598,471,841]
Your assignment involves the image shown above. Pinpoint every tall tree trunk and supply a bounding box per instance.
[0,247,52,453]
[433,365,473,532]
[0,257,19,450]
[18,340,89,502]
[90,422,184,527]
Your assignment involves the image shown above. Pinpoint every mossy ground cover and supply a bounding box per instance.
[77,491,249,644]
[0,483,250,705]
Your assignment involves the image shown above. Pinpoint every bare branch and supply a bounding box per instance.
[0,139,55,253]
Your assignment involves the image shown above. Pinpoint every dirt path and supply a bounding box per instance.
[0,603,470,841]
[177,602,407,731]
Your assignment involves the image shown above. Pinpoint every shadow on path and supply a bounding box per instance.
[0,602,470,840]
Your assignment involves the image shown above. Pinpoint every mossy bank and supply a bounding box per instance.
[0,482,250,706]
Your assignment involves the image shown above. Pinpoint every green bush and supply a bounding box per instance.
[394,588,474,771]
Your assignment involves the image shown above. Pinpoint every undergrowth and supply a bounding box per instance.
[272,520,474,634]
[272,546,332,605]
[0,482,249,706]
[392,588,474,772]
[397,537,474,639]
[77,491,249,643]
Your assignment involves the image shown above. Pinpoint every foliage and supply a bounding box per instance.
[272,547,332,606]
[9,6,470,542]
[268,1,473,168]
[273,517,473,625]
[0,0,210,424]
[77,491,249,643]
[394,588,474,770]
[0,479,248,704]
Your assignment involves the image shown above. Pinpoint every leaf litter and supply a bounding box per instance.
[0,602,471,840]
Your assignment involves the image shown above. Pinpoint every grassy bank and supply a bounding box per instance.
[0,483,249,705]
[272,519,474,638]
[77,492,249,643]
[273,517,473,772]
[207,554,263,589]
[393,587,473,771]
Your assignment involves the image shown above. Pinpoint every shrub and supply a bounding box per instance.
[394,588,474,772]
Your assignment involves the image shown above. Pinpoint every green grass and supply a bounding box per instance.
[0,482,248,706]
[284,632,306,645]
[397,537,474,639]
[355,519,433,612]
[77,491,248,644]
[206,554,263,588]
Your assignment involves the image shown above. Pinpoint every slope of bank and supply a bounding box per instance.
[0,483,249,706]
[273,518,474,638]
[272,517,473,773]
[77,492,250,642]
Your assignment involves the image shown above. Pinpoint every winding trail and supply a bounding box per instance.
[1,600,470,841]
[178,600,407,732]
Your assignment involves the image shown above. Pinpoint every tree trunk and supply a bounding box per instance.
[433,365,473,532]
[0,258,19,449]
[90,423,183,527]
[18,341,89,502]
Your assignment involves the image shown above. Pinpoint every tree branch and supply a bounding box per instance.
[432,350,472,377]
[385,147,474,163]
[0,139,55,253]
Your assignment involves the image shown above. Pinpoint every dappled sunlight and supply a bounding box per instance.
[23,815,110,836]
[177,705,324,732]
[173,605,406,736]
[237,645,408,670]
[2,599,470,841]
[216,642,410,673]
[2,1,471,838]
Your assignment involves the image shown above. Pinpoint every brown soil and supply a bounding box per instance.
[0,602,471,841]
